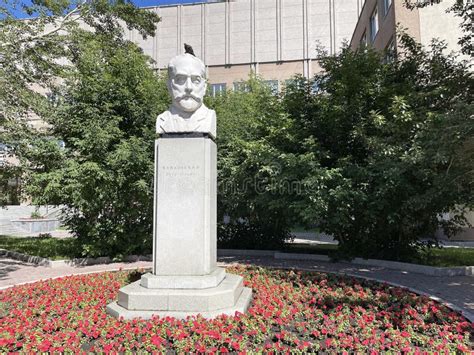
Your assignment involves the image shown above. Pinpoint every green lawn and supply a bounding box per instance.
[1,234,473,267]
[0,235,81,260]
[417,247,474,267]
[283,243,474,267]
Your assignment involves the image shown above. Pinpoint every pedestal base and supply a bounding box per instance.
[106,273,252,320]
[107,288,252,320]
[140,267,226,289]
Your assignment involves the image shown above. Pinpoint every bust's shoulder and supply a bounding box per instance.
[201,105,216,120]
[200,105,216,139]
[157,110,172,122]
[156,110,172,134]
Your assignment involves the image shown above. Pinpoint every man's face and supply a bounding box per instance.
[169,57,207,113]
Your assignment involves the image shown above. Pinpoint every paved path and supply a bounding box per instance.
[1,255,473,322]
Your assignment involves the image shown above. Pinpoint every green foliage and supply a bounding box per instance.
[26,35,168,257]
[284,242,474,267]
[0,235,80,260]
[210,37,472,259]
[217,222,290,250]
[30,210,43,219]
[207,77,300,248]
[417,247,474,267]
[0,0,160,206]
[284,35,473,260]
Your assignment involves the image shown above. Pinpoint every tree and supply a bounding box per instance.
[26,33,168,257]
[207,77,302,249]
[283,34,473,260]
[0,0,160,205]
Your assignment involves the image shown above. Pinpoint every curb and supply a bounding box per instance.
[218,249,276,257]
[0,265,152,291]
[0,249,51,266]
[2,248,473,277]
[0,249,152,268]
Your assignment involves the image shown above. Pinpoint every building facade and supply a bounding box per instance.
[349,0,473,241]
[125,0,365,92]
[349,0,465,55]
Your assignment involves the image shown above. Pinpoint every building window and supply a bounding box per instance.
[264,80,279,94]
[384,37,396,63]
[369,7,379,43]
[360,30,367,46]
[311,81,320,94]
[233,81,250,92]
[210,83,226,96]
[382,0,392,17]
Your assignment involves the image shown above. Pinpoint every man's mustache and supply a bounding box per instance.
[177,94,201,102]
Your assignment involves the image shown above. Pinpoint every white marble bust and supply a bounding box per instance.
[156,53,216,139]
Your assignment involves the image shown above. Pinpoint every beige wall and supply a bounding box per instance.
[437,211,474,241]
[351,0,465,55]
[258,61,304,82]
[393,0,420,44]
[418,0,464,55]
[206,60,308,89]
[132,0,363,89]
[129,0,362,69]
[207,63,253,88]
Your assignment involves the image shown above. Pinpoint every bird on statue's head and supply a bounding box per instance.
[184,43,195,56]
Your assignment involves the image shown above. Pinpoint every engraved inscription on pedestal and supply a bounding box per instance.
[154,137,217,276]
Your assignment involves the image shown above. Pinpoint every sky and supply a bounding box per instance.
[134,0,205,7]
[6,0,210,18]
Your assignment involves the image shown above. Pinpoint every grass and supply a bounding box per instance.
[0,235,81,260]
[282,243,474,267]
[1,234,473,267]
[283,243,338,255]
[418,247,474,267]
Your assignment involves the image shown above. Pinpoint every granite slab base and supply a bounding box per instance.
[106,273,252,320]
[107,287,252,320]
[140,267,226,289]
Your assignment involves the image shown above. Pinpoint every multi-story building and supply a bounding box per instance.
[125,0,365,93]
[349,0,465,55]
[348,0,473,241]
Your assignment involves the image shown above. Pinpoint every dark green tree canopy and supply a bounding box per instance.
[0,0,160,205]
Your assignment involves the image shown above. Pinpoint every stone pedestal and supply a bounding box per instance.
[153,137,217,276]
[107,136,252,320]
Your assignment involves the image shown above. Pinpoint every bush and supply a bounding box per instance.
[208,77,299,249]
[283,34,473,261]
[217,220,292,250]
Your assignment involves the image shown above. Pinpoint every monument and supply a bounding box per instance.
[106,48,252,320]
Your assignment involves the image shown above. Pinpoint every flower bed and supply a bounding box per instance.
[0,266,472,352]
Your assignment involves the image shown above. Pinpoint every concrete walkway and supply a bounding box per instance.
[1,255,473,322]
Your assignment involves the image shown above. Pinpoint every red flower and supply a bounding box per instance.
[400,331,410,338]
[38,339,52,352]
[0,266,471,353]
[151,335,164,346]
[325,338,333,348]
